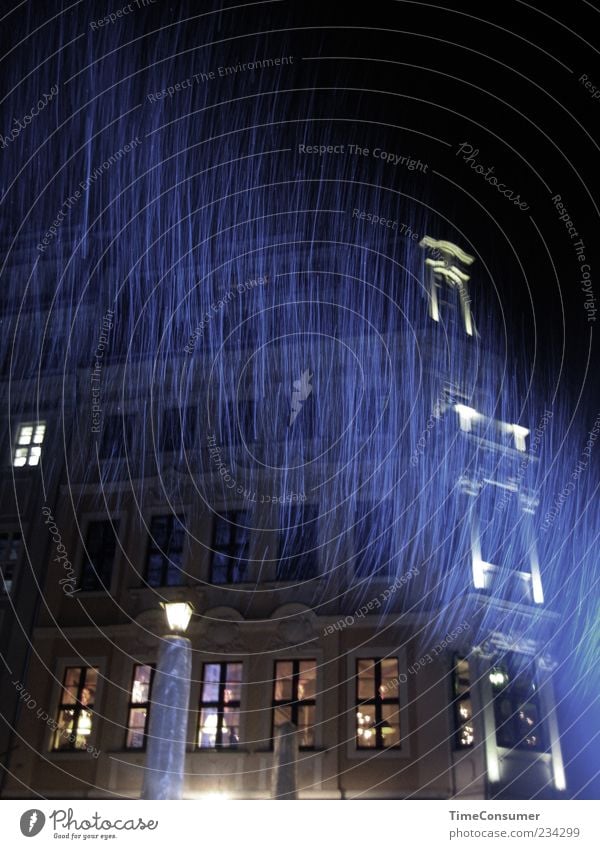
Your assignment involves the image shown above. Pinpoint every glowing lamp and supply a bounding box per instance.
[161,601,194,633]
[455,404,480,432]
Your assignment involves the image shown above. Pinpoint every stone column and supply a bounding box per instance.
[272,720,299,799]
[141,635,192,800]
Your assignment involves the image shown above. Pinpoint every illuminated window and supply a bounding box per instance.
[145,514,185,587]
[198,662,242,749]
[0,531,22,594]
[452,656,474,748]
[125,664,154,749]
[272,660,317,749]
[53,666,98,751]
[211,511,249,583]
[80,520,119,591]
[13,422,45,467]
[490,655,544,751]
[355,658,401,749]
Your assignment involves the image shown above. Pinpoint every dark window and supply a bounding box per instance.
[145,514,185,587]
[452,656,474,748]
[53,666,98,751]
[276,503,318,580]
[198,662,242,749]
[272,660,316,749]
[355,658,401,749]
[210,511,250,583]
[99,414,135,459]
[125,664,154,749]
[490,655,544,750]
[0,530,22,594]
[353,500,394,579]
[80,520,119,591]
[477,485,531,596]
[160,406,198,454]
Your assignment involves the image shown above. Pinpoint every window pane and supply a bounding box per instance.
[198,708,219,748]
[54,709,76,749]
[74,709,93,748]
[18,426,33,445]
[298,704,315,748]
[356,705,376,747]
[222,707,240,747]
[126,708,148,748]
[357,660,375,700]
[224,663,242,703]
[146,553,164,586]
[62,668,82,704]
[132,666,152,703]
[273,705,291,727]
[82,668,97,704]
[274,662,294,701]
[28,446,41,465]
[202,664,221,702]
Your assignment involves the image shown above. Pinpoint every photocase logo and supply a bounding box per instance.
[19,810,46,837]
[289,368,313,425]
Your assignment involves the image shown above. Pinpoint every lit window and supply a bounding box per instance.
[452,656,474,748]
[53,666,98,751]
[491,655,544,751]
[13,422,45,467]
[355,658,401,749]
[272,660,317,749]
[125,664,154,749]
[198,662,242,749]
[211,511,249,583]
[0,530,22,594]
[145,514,185,587]
[80,520,119,591]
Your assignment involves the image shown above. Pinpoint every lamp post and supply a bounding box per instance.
[141,601,193,800]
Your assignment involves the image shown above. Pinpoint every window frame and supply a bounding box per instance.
[271,659,317,751]
[276,503,319,581]
[452,654,475,749]
[197,661,243,750]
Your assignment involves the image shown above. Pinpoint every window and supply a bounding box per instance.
[99,413,134,459]
[0,531,22,594]
[53,666,98,751]
[355,658,401,749]
[452,656,474,748]
[80,520,119,591]
[272,660,317,749]
[125,664,154,749]
[353,500,394,579]
[160,406,198,454]
[13,422,45,467]
[145,514,185,587]
[276,503,318,580]
[210,511,250,583]
[490,655,544,751]
[198,662,242,749]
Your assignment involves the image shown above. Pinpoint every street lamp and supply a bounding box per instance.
[141,601,194,800]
